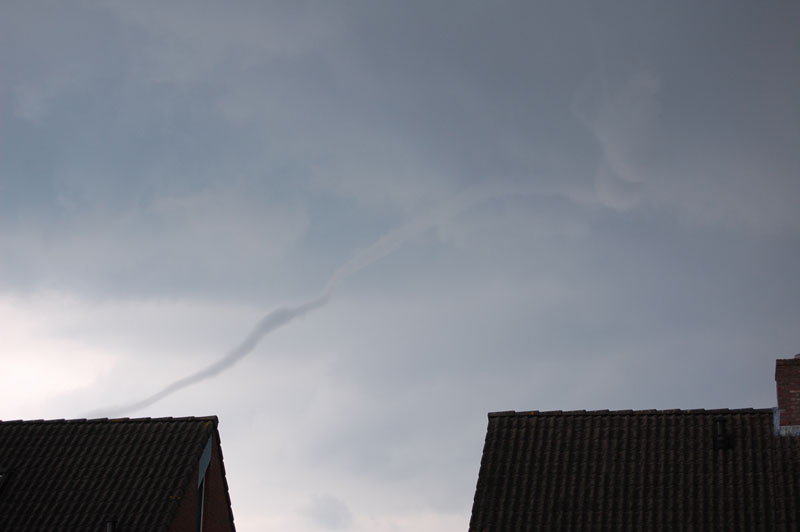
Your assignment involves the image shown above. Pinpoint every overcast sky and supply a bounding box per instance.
[2,1,799,530]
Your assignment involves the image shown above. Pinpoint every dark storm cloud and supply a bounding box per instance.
[3,1,798,298]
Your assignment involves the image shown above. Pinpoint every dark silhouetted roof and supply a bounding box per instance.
[469,408,800,531]
[0,416,235,531]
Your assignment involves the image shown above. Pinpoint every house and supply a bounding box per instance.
[0,415,235,531]
[468,356,800,531]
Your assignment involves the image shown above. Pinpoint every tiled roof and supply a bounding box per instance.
[469,408,800,531]
[0,416,234,531]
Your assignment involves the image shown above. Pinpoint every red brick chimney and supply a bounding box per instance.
[775,355,800,431]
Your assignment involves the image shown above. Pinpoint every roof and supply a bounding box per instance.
[469,408,800,531]
[0,416,235,531]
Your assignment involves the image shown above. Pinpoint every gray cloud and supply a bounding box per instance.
[3,2,799,531]
[96,185,521,417]
[574,70,661,209]
[304,495,354,530]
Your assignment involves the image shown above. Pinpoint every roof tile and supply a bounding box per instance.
[0,416,231,531]
[469,408,800,531]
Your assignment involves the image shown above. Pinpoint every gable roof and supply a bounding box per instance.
[469,408,800,531]
[0,416,235,531]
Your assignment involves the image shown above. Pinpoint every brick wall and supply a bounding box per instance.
[169,433,235,532]
[776,356,800,426]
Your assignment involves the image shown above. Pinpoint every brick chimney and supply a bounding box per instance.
[775,355,800,435]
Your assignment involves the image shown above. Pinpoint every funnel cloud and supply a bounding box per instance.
[97,185,513,417]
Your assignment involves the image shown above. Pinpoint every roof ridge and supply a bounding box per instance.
[0,415,220,424]
[487,407,774,417]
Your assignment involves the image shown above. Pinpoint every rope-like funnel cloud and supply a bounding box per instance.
[95,184,518,417]
[94,295,329,417]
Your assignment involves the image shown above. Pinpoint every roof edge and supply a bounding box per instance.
[0,415,220,425]
[488,407,775,418]
[213,424,237,532]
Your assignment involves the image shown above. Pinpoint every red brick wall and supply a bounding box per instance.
[169,434,235,532]
[776,357,800,426]
[202,434,236,531]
